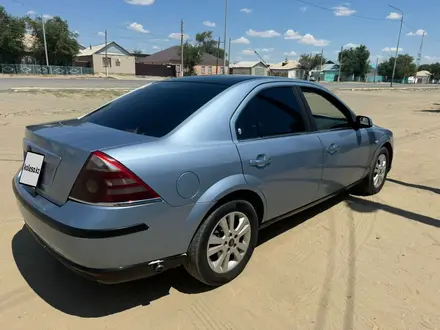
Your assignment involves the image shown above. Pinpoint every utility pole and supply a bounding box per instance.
[41,14,49,70]
[389,4,403,87]
[320,48,324,81]
[104,29,108,77]
[338,45,343,82]
[416,30,425,68]
[223,0,228,74]
[216,37,220,74]
[180,19,184,77]
[227,37,231,75]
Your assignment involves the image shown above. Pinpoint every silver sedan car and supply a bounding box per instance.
[13,75,393,286]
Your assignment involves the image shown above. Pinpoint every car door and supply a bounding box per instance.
[231,83,324,221]
[299,86,371,198]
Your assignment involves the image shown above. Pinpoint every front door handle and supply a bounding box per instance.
[326,143,340,155]
[250,154,272,168]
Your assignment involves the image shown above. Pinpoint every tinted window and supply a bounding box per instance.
[302,89,351,131]
[236,87,306,140]
[82,82,228,137]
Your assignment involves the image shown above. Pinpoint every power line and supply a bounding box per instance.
[295,0,387,21]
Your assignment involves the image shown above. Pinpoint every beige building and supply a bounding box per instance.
[230,61,268,76]
[269,59,305,79]
[74,42,135,75]
[139,46,227,76]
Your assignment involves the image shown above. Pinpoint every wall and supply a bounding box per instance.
[92,54,135,75]
[231,67,252,75]
[288,69,305,79]
[194,64,228,75]
[323,71,337,82]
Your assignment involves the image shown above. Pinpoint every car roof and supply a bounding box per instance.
[169,74,314,87]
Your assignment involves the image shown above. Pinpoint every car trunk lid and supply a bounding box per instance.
[23,119,157,206]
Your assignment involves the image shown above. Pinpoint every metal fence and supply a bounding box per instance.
[0,64,94,75]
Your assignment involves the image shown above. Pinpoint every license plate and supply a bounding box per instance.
[19,151,45,188]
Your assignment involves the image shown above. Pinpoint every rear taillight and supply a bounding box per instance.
[70,151,159,204]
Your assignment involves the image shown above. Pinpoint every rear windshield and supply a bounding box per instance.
[81,81,228,137]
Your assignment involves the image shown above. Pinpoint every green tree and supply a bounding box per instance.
[26,16,80,66]
[298,53,326,70]
[132,49,142,55]
[378,54,417,80]
[339,45,370,79]
[195,31,225,59]
[178,41,203,75]
[0,6,26,64]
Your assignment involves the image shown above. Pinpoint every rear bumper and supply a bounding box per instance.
[26,224,185,284]
[12,174,194,273]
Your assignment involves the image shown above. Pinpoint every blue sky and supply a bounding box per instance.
[5,0,440,64]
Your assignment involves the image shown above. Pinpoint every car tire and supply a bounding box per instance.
[185,200,259,286]
[354,146,390,195]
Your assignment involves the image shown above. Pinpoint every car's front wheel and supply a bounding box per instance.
[185,200,258,286]
[355,146,390,195]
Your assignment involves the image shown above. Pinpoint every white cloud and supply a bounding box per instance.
[407,29,427,36]
[424,56,440,63]
[231,37,250,44]
[241,49,255,56]
[127,22,149,33]
[344,43,359,49]
[382,47,403,52]
[42,14,53,19]
[284,51,297,56]
[169,32,190,41]
[97,31,105,36]
[261,48,274,52]
[299,34,329,46]
[300,6,307,12]
[263,55,271,60]
[386,12,402,20]
[26,10,36,16]
[125,0,155,5]
[332,6,356,16]
[153,45,161,50]
[203,20,216,27]
[240,8,252,13]
[284,29,302,40]
[246,29,280,38]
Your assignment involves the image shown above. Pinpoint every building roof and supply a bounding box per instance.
[230,61,265,68]
[416,70,431,77]
[321,63,339,71]
[77,41,132,57]
[141,46,226,66]
[270,60,300,70]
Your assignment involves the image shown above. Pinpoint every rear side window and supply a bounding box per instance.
[236,86,306,140]
[82,82,228,137]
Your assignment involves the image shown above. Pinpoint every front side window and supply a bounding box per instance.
[208,66,212,74]
[236,86,306,140]
[201,66,205,74]
[301,88,351,131]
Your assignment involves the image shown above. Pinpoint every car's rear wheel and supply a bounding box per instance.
[185,200,258,286]
[354,146,390,195]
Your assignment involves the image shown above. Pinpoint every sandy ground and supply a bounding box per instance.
[0,89,439,330]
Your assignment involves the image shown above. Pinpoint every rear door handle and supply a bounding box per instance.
[326,143,340,155]
[250,154,272,168]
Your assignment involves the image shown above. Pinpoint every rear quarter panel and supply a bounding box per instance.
[105,139,247,207]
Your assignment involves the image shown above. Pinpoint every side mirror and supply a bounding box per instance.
[355,115,373,128]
